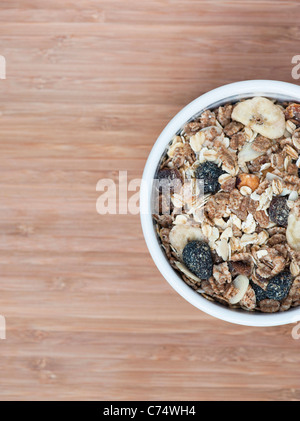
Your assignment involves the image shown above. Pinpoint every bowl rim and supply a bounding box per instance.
[140,80,300,327]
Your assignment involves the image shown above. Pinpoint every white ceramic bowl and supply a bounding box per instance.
[140,80,300,327]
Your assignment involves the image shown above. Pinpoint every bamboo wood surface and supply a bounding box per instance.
[0,0,300,401]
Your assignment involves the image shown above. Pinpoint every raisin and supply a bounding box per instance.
[195,162,224,194]
[251,281,268,302]
[183,241,213,280]
[156,168,182,194]
[269,196,290,227]
[266,271,293,301]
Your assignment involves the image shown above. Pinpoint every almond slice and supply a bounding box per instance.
[174,261,202,283]
[229,275,250,304]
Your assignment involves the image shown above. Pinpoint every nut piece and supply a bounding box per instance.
[229,275,250,304]
[175,261,202,283]
[232,97,286,139]
[189,131,205,152]
[269,196,290,227]
[237,173,260,191]
[238,142,265,163]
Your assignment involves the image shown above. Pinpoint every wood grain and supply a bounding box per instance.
[0,0,300,401]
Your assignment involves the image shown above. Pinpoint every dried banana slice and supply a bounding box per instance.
[169,224,204,256]
[232,97,285,139]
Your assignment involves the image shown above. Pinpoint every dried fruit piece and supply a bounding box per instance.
[154,98,300,313]
[169,225,205,256]
[229,275,249,304]
[266,271,293,301]
[269,196,290,227]
[286,203,300,251]
[236,174,260,191]
[195,161,224,194]
[175,261,202,283]
[157,168,182,194]
[232,97,285,139]
[183,240,213,280]
[251,281,268,302]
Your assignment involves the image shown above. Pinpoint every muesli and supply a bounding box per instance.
[153,97,300,312]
